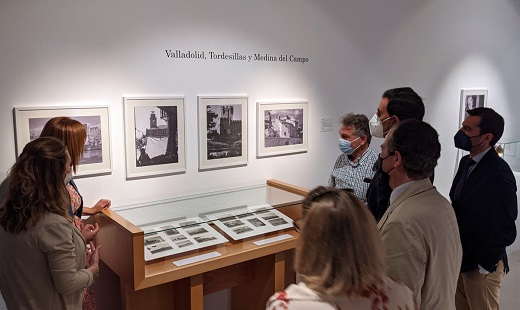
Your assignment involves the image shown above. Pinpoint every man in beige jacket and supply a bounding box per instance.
[377,120,462,309]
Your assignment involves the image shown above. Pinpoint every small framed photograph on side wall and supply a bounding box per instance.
[460,89,487,126]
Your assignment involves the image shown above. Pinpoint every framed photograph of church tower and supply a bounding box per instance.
[198,96,248,171]
[257,101,308,158]
[124,97,186,179]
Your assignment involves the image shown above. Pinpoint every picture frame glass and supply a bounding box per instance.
[14,106,111,177]
[124,97,185,179]
[257,102,308,158]
[198,96,248,170]
[460,89,488,126]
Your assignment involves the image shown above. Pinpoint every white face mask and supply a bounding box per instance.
[64,172,73,185]
[369,114,393,138]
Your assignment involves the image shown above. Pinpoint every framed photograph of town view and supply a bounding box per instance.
[198,96,248,171]
[14,106,112,177]
[460,89,487,126]
[257,101,308,158]
[124,97,186,179]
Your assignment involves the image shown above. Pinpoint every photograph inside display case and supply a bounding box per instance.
[141,217,228,261]
[202,204,294,241]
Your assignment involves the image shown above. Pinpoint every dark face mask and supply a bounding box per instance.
[454,130,483,151]
[377,153,395,186]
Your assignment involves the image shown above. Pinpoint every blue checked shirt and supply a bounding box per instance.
[329,147,378,203]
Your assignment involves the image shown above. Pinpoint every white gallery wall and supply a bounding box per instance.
[2,1,520,309]
[1,0,520,227]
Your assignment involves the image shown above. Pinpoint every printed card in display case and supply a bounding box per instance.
[202,204,294,241]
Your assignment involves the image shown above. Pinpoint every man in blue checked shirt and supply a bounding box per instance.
[329,113,378,203]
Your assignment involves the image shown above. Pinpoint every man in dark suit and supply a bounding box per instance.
[366,87,425,221]
[450,107,517,310]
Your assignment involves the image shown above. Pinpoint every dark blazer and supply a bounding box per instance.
[450,149,518,273]
[366,170,392,222]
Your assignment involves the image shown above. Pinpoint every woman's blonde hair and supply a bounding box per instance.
[295,186,386,296]
[40,116,87,173]
[0,137,70,233]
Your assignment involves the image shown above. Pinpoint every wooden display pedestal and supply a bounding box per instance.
[94,180,306,309]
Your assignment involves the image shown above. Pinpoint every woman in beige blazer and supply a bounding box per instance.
[0,137,100,310]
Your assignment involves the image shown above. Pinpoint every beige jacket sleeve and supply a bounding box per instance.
[380,220,425,306]
[40,219,94,294]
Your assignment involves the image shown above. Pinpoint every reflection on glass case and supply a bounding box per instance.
[202,204,294,241]
[142,217,229,261]
[112,183,300,260]
[496,141,520,172]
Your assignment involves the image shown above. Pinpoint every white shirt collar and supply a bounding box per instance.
[389,180,415,205]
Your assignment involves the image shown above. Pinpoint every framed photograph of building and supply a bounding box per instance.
[198,96,248,170]
[124,97,186,179]
[14,106,111,177]
[257,101,308,158]
[460,89,487,126]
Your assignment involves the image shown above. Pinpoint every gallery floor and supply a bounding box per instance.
[0,251,518,309]
[500,250,520,309]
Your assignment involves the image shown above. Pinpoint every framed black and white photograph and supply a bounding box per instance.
[198,96,248,170]
[257,101,308,158]
[124,97,186,179]
[14,106,112,177]
[460,89,487,126]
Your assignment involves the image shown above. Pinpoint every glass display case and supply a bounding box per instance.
[496,141,520,172]
[95,179,307,310]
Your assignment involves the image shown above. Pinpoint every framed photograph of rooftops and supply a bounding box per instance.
[14,106,112,177]
[460,89,487,127]
[257,101,308,158]
[198,96,248,171]
[124,97,186,179]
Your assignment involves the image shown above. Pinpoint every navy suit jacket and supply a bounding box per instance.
[450,149,518,273]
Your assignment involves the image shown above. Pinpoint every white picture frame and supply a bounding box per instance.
[257,101,308,158]
[460,89,488,126]
[198,96,248,171]
[123,97,186,180]
[14,106,112,177]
